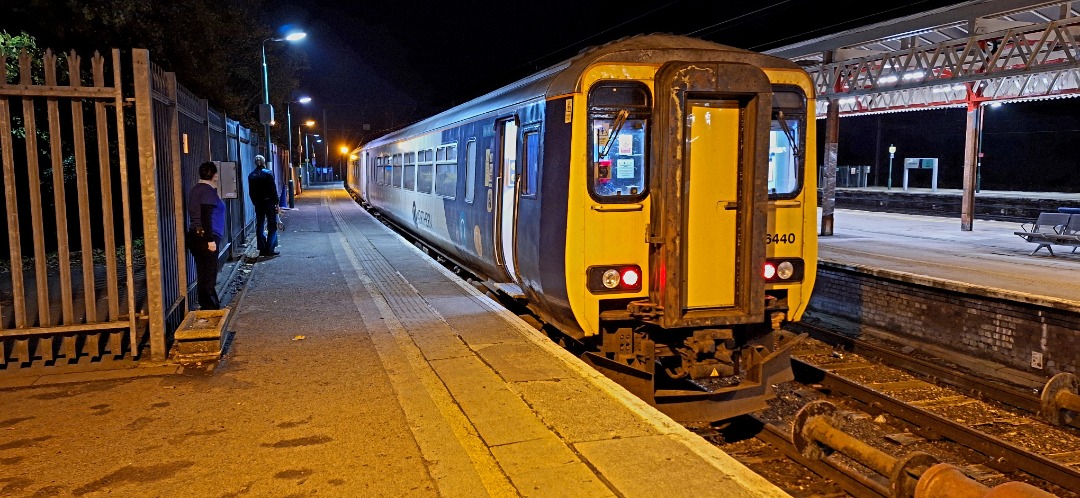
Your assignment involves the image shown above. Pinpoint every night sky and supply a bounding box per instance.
[267,0,1079,191]
[267,1,970,143]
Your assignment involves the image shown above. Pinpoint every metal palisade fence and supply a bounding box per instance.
[0,47,281,369]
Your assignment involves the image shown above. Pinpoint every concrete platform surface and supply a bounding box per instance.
[819,209,1080,307]
[0,185,785,497]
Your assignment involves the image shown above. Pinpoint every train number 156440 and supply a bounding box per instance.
[766,233,796,244]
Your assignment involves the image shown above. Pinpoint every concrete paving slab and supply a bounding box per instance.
[511,378,658,443]
[473,341,577,383]
[449,312,529,346]
[430,354,554,447]
[575,435,787,498]
[490,435,613,497]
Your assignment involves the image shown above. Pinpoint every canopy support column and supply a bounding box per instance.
[961,104,981,231]
[820,98,839,236]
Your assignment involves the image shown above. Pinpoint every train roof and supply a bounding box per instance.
[362,34,803,150]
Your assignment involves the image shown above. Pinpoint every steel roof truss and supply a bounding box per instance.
[808,16,1080,114]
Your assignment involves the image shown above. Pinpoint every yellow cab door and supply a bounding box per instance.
[647,62,772,329]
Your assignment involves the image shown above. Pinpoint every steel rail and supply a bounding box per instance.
[790,322,1044,415]
[791,358,1080,492]
[752,416,891,498]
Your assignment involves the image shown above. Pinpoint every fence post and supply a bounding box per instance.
[132,49,169,360]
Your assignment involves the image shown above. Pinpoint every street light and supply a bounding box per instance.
[261,31,307,156]
[887,144,897,190]
[285,97,311,207]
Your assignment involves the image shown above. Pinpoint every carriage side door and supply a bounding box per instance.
[494,118,519,281]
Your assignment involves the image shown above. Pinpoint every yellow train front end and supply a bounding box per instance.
[562,53,817,422]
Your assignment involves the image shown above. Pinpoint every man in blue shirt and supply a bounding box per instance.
[248,155,280,257]
[186,162,226,310]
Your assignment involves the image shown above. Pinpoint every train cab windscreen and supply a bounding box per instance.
[769,89,806,198]
[588,82,651,202]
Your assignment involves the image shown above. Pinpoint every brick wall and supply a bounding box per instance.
[808,264,1080,376]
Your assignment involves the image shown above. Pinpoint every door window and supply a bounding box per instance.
[465,139,477,203]
[522,130,539,196]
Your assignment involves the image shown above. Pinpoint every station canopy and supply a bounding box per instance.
[766,0,1080,116]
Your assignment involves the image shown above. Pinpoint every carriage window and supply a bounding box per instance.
[403,152,416,190]
[392,153,403,188]
[435,143,457,198]
[588,82,650,202]
[770,89,806,198]
[465,140,477,203]
[522,130,539,196]
[417,149,434,194]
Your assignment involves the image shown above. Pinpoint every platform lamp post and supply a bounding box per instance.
[887,144,897,190]
[260,31,307,156]
[298,120,315,187]
[304,133,321,182]
[314,135,324,182]
[285,97,311,208]
[339,146,349,183]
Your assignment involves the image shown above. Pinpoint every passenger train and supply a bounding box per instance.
[345,34,818,422]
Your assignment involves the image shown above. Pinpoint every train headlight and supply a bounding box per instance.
[588,265,643,293]
[602,269,621,289]
[777,261,794,280]
[764,258,804,283]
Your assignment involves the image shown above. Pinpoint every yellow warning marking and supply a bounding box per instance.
[710,368,719,377]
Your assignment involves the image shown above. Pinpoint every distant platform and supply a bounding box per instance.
[827,187,1080,222]
[818,208,1080,305]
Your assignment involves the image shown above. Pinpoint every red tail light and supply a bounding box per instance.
[587,265,643,293]
[763,262,777,279]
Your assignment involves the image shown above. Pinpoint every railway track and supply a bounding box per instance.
[710,324,1080,497]
[789,321,1049,417]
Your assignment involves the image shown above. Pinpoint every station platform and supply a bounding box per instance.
[813,208,1080,390]
[831,186,1080,222]
[0,185,785,497]
[819,208,1080,307]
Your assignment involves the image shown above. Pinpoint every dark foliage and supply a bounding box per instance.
[2,0,308,137]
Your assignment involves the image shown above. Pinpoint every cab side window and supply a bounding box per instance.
[587,82,650,202]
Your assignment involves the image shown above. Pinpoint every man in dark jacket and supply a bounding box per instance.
[187,161,225,309]
[248,155,280,257]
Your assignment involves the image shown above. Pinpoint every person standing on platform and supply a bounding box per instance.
[248,155,280,258]
[186,161,225,310]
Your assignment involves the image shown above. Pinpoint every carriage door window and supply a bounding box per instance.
[465,139,477,203]
[497,119,519,275]
[588,81,650,202]
[769,89,806,198]
[522,130,539,196]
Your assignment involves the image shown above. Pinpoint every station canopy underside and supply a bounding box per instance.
[766,0,1080,116]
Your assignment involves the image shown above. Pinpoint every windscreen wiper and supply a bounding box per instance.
[776,111,801,161]
[600,109,630,158]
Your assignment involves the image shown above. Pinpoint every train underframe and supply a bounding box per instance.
[581,311,805,423]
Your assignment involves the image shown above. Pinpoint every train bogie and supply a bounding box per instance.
[346,35,817,422]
